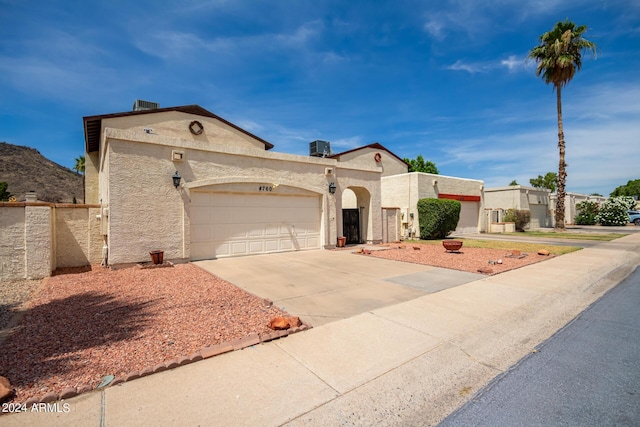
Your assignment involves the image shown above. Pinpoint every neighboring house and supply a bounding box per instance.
[83,103,387,266]
[550,192,607,226]
[382,172,485,237]
[483,185,552,230]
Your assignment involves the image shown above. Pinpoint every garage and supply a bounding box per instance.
[529,204,550,228]
[456,201,480,234]
[190,190,322,260]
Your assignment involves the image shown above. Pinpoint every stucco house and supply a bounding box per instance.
[83,103,397,265]
[381,172,484,238]
[483,185,552,230]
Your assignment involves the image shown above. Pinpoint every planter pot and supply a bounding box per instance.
[337,236,347,248]
[442,240,463,252]
[149,250,164,265]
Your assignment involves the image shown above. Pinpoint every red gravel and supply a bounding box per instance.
[368,243,553,274]
[0,263,285,405]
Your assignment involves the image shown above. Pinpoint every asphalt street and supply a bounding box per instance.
[439,266,640,427]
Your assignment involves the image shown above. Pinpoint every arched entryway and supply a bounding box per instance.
[340,187,371,244]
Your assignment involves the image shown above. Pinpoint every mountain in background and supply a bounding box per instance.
[0,142,83,203]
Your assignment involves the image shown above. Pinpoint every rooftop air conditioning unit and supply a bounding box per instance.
[132,99,160,111]
[310,140,332,157]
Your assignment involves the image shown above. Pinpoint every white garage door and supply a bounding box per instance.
[456,202,480,234]
[190,191,322,260]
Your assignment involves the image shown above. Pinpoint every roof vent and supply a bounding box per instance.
[310,140,332,157]
[132,99,160,111]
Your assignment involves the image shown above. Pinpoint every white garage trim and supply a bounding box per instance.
[190,190,322,260]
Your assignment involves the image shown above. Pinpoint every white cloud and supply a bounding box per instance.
[446,60,486,73]
[500,55,523,71]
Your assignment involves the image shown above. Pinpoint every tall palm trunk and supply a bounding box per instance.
[555,85,566,230]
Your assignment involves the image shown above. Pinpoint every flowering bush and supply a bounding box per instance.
[595,197,635,226]
[575,200,599,225]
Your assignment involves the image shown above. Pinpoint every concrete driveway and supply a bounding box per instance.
[194,249,483,326]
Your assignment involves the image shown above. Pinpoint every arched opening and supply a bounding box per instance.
[340,187,371,244]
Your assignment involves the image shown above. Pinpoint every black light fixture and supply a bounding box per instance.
[172,171,181,188]
[328,182,336,194]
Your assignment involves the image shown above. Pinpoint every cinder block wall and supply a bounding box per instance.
[0,203,102,280]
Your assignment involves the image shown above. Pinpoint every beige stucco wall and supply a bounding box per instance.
[54,206,103,268]
[0,203,104,280]
[103,111,267,151]
[102,127,382,264]
[0,205,27,280]
[382,172,484,237]
[333,147,407,177]
[85,151,100,205]
[484,186,552,229]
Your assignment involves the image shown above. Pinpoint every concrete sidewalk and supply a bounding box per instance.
[6,234,640,427]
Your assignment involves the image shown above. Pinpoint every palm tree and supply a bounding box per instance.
[528,19,596,230]
[74,155,85,203]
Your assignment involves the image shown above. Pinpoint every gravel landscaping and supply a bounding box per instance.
[0,244,555,405]
[369,242,553,274]
[0,264,286,405]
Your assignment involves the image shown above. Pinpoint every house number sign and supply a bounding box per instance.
[258,186,273,192]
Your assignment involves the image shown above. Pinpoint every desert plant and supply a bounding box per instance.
[504,208,531,231]
[574,200,598,225]
[0,182,11,201]
[417,198,461,239]
[596,197,634,226]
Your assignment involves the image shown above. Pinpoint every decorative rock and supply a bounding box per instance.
[511,249,522,256]
[60,387,78,399]
[477,266,494,274]
[538,249,550,256]
[413,246,421,250]
[0,376,14,402]
[40,392,60,403]
[269,316,301,330]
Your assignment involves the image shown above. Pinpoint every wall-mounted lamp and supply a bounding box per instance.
[328,182,336,194]
[172,171,182,188]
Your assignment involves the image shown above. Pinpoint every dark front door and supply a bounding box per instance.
[343,209,360,244]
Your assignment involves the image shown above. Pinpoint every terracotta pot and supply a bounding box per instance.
[337,236,347,248]
[442,240,463,252]
[149,250,164,265]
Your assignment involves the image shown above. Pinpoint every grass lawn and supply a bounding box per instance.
[405,238,581,256]
[502,231,627,241]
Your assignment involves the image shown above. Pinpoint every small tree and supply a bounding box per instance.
[509,180,519,186]
[529,172,557,193]
[504,209,531,231]
[0,182,12,201]
[417,198,460,239]
[574,200,598,225]
[596,196,635,226]
[403,155,439,174]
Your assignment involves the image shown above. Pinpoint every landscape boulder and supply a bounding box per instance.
[0,376,14,402]
[269,316,301,330]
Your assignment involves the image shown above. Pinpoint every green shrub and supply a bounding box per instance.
[417,198,461,239]
[574,200,598,225]
[503,208,531,231]
[596,196,634,226]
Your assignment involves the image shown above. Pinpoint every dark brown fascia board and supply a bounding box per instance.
[329,142,410,166]
[83,104,274,153]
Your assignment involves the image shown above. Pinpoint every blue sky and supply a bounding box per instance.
[1,0,638,196]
